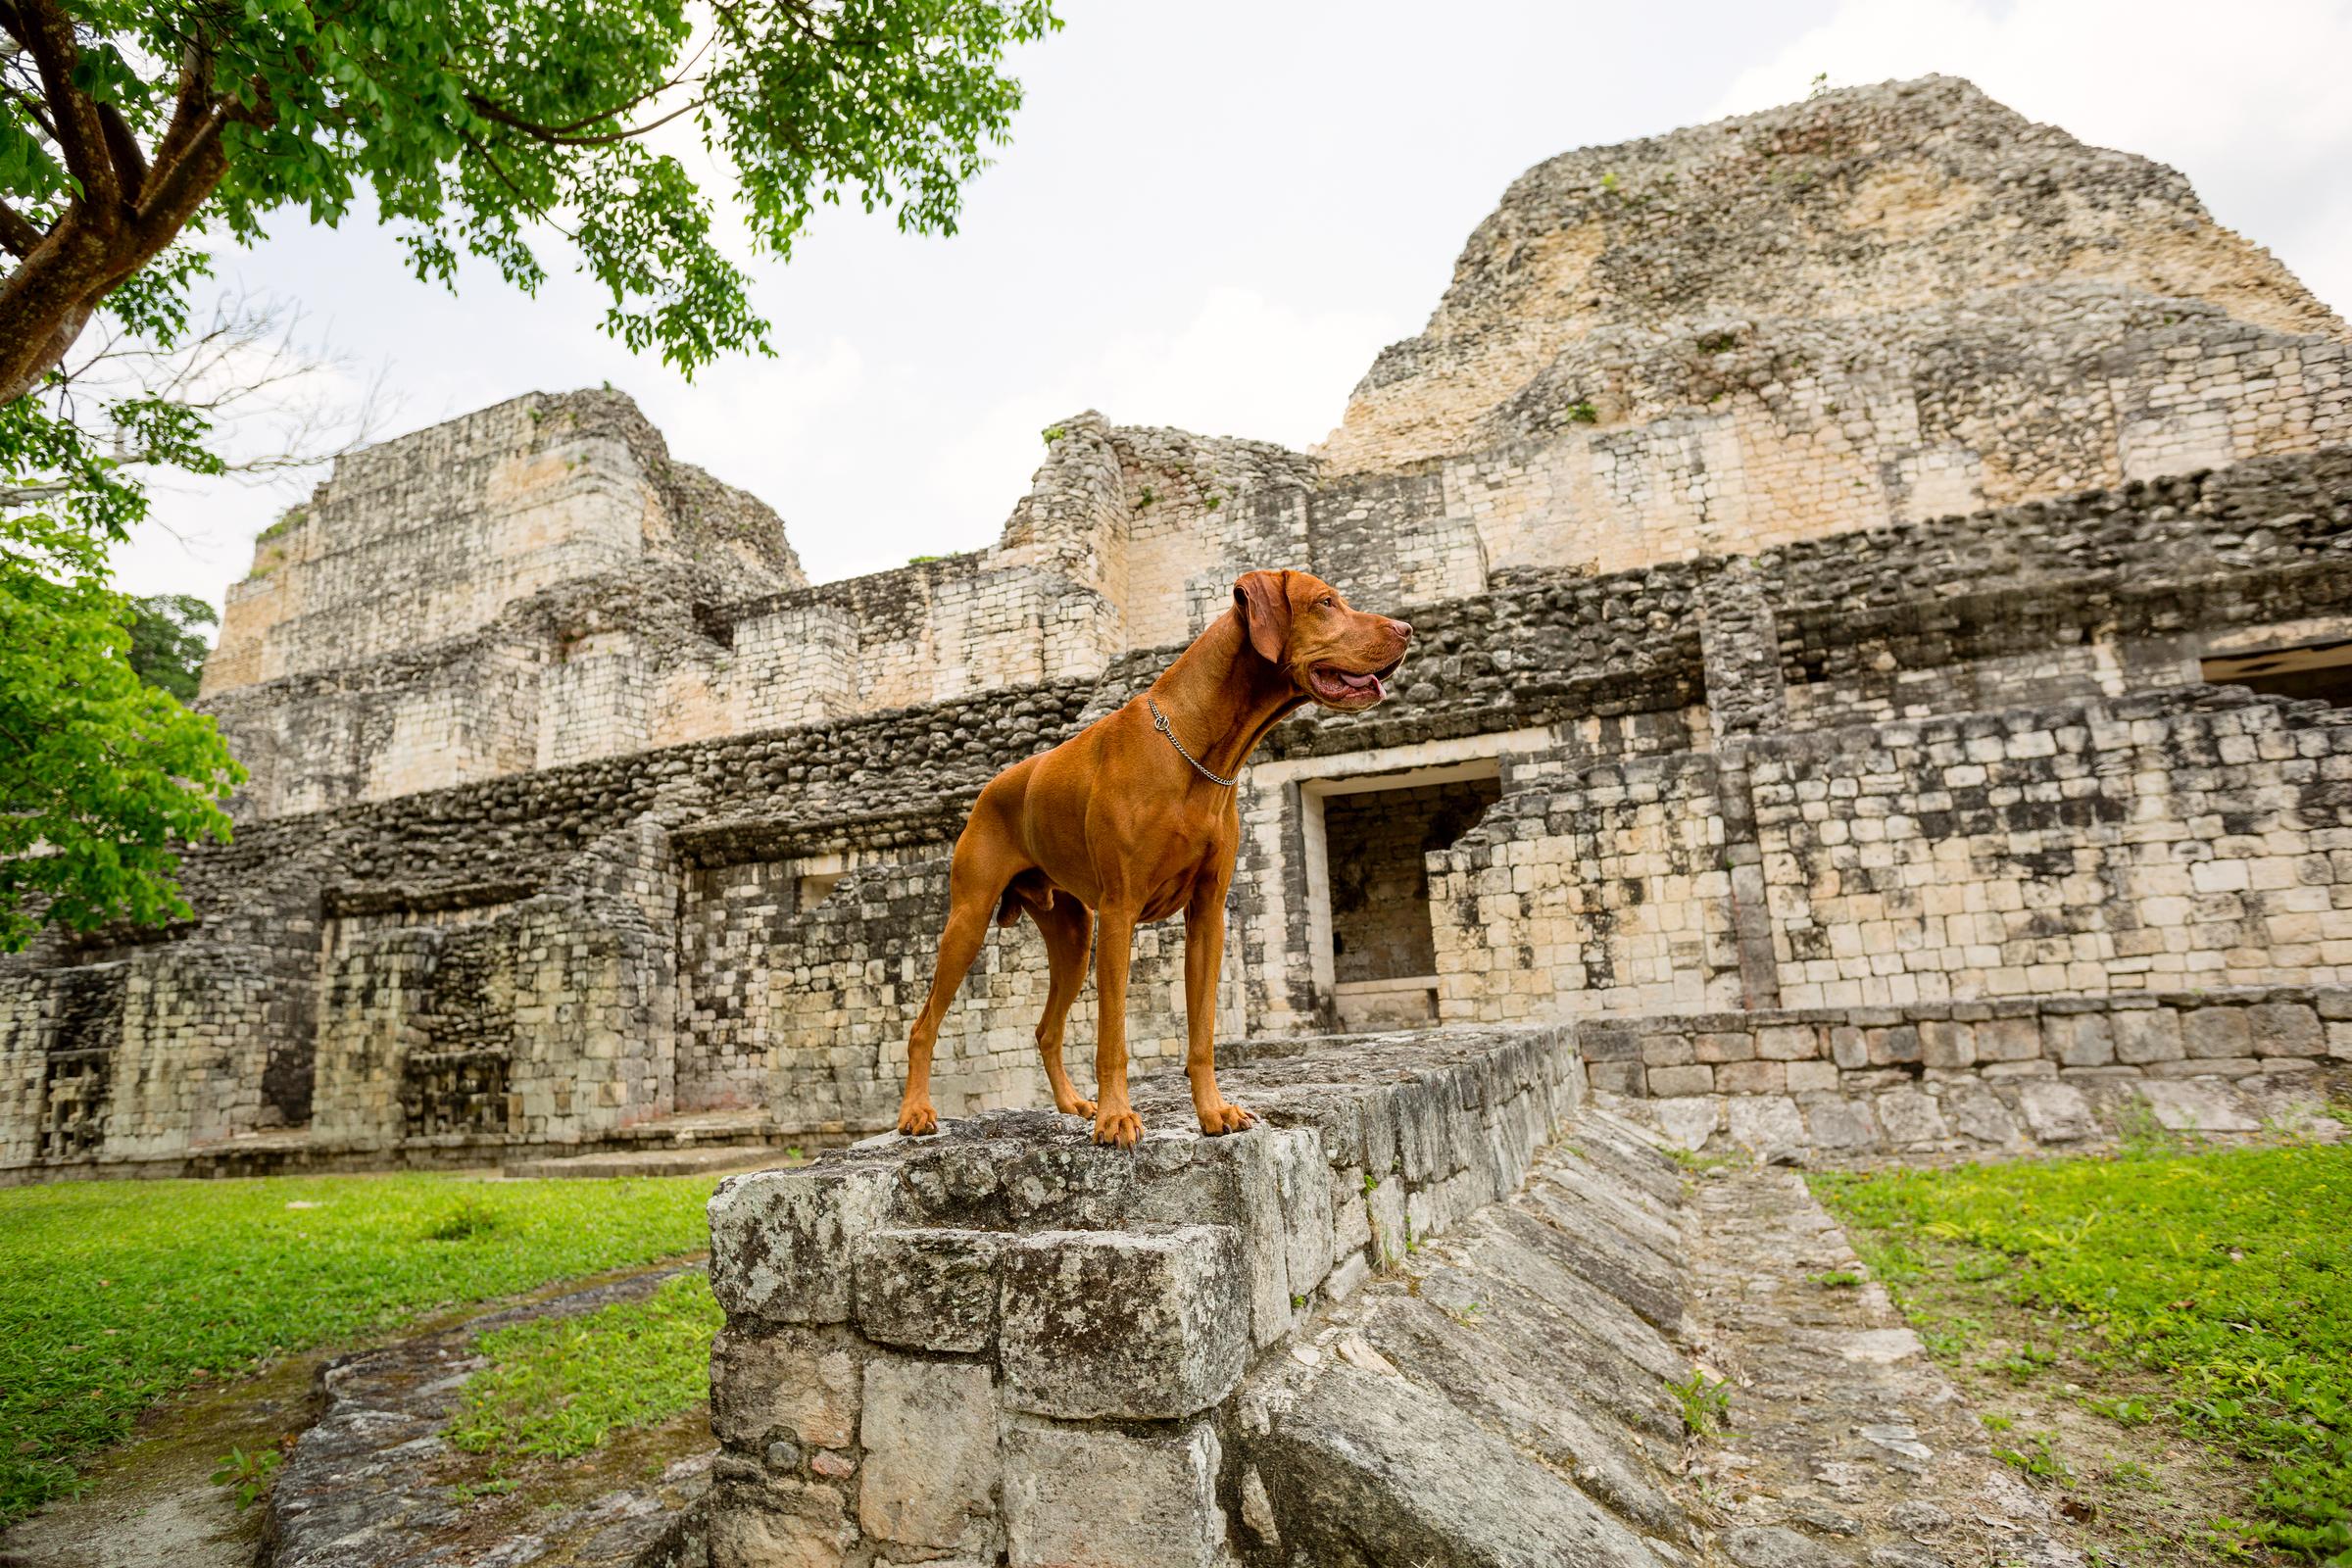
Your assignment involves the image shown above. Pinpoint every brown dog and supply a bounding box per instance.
[893,569,1412,1147]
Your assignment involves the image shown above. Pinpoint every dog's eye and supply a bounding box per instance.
[1320,596,1335,608]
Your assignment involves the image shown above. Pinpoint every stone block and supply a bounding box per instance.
[2044,1013,2115,1067]
[1875,1089,1949,1147]
[1640,1032,1694,1066]
[999,1226,1249,1420]
[1652,1096,1723,1151]
[1936,1080,2019,1146]
[1366,1176,1408,1265]
[1138,1131,1291,1348]
[710,1163,893,1325]
[2181,1007,2252,1059]
[2249,1003,2323,1056]
[1757,1025,1819,1061]
[1786,1059,1839,1093]
[1586,1059,1643,1097]
[1003,1417,1223,1568]
[854,1228,1004,1354]
[709,1475,855,1568]
[1868,1026,1921,1066]
[1714,1060,1787,1095]
[1981,1059,2056,1079]
[2135,1080,2260,1133]
[1725,1094,1806,1154]
[2331,1020,2352,1060]
[2017,1082,2097,1143]
[2147,1056,2261,1078]
[858,1356,999,1555]
[1918,1020,1975,1069]
[1976,1016,2041,1062]
[2113,1008,2184,1064]
[1330,1166,1372,1258]
[1695,1031,1757,1064]
[710,1325,862,1449]
[1270,1128,1337,1301]
[1801,1096,1880,1152]
[1828,1026,1869,1069]
[1646,1064,1713,1097]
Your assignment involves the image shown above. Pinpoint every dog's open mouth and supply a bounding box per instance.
[1307,657,1404,709]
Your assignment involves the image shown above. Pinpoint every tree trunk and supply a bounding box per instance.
[0,190,224,406]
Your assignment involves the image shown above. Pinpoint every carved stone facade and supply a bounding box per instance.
[4,76,2348,1177]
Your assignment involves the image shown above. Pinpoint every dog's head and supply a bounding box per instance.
[1232,569,1412,712]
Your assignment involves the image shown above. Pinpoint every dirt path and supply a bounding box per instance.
[1678,1165,2084,1568]
[0,1353,314,1568]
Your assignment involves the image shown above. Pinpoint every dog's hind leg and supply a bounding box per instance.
[896,839,1014,1137]
[1029,892,1097,1118]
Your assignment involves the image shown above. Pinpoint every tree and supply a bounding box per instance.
[0,285,378,951]
[122,591,214,699]
[1,0,1055,949]
[0,0,1062,402]
[0,431,242,952]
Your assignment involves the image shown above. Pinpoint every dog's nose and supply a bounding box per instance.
[1390,618,1412,643]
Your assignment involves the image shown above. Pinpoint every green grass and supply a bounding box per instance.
[0,1172,718,1525]
[448,1272,722,1469]
[1814,1146,2352,1566]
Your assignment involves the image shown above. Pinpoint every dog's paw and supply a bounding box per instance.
[1056,1097,1098,1119]
[895,1101,940,1137]
[1091,1106,1143,1149]
[1196,1100,1257,1136]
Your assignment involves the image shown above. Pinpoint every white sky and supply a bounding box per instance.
[113,0,2352,613]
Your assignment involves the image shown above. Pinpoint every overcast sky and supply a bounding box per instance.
[114,0,2352,614]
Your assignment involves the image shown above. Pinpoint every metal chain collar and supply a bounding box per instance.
[1146,696,1238,789]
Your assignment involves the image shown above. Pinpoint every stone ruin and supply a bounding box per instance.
[2,69,2348,1568]
[4,74,2350,1185]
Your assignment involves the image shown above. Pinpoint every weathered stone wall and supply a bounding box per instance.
[10,77,2352,1179]
[14,441,2352,1175]
[192,86,2352,822]
[206,390,800,695]
[1321,75,2342,476]
[1585,986,2351,1159]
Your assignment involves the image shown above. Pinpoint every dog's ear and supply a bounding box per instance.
[1233,570,1292,663]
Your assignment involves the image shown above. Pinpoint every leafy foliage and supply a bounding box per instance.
[122,592,216,700]
[0,1170,720,1523]
[448,1273,722,1465]
[0,394,242,950]
[1816,1146,2352,1566]
[2,0,1061,391]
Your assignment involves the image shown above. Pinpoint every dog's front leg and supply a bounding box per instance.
[1184,874,1255,1136]
[1090,906,1143,1148]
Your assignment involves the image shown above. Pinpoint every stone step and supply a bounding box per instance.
[502,1144,801,1180]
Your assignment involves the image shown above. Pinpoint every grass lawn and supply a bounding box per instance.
[449,1271,722,1470]
[0,1171,719,1527]
[1814,1143,2352,1568]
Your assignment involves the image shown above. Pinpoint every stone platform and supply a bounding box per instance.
[703,1025,1600,1566]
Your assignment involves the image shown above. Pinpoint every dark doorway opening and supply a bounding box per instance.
[1321,776,1501,1028]
[2203,639,2352,707]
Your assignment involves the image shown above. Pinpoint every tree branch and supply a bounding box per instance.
[464,89,706,146]
[15,0,120,213]
[0,200,38,258]
[95,101,148,206]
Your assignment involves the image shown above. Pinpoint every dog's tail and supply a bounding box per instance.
[995,870,1056,927]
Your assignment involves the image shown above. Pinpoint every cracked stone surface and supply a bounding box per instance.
[267,1268,712,1568]
[1677,1167,2085,1568]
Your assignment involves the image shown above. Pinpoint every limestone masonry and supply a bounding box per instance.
[5,75,2350,1178]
